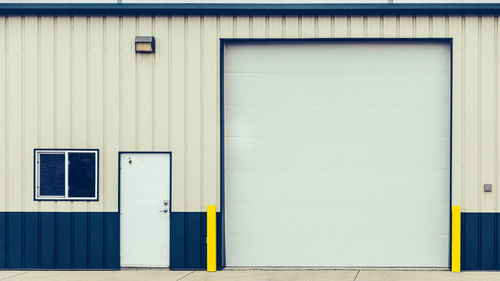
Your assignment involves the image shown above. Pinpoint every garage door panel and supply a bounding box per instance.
[226,169,450,202]
[226,42,450,73]
[226,73,450,106]
[225,41,450,267]
[226,105,449,137]
[227,234,448,267]
[226,137,449,169]
[226,202,449,235]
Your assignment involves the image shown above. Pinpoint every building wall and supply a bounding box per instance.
[1,13,500,269]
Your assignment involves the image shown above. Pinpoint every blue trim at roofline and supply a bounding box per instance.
[2,3,500,16]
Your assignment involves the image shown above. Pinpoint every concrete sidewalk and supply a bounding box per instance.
[0,269,499,281]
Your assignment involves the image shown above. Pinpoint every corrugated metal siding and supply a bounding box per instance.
[0,14,498,212]
[0,212,119,269]
[461,212,500,270]
[169,212,224,269]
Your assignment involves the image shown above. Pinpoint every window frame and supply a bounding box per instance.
[34,149,99,201]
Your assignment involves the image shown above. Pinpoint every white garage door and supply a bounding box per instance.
[225,41,450,267]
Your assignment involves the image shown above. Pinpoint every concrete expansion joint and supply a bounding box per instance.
[0,272,28,281]
[352,270,360,281]
[176,271,195,281]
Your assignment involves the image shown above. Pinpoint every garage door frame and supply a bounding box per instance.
[220,38,453,268]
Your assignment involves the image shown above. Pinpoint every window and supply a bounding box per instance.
[35,149,98,200]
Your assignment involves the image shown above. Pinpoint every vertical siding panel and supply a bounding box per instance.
[72,16,88,149]
[251,16,266,38]
[334,16,348,37]
[73,213,88,268]
[481,16,496,212]
[7,213,22,267]
[39,17,55,149]
[20,17,25,213]
[350,16,364,38]
[285,16,299,38]
[104,213,119,268]
[54,16,72,212]
[382,16,397,37]
[0,16,5,212]
[136,16,154,151]
[399,16,414,38]
[39,212,55,268]
[121,16,136,151]
[104,16,120,212]
[432,16,447,38]
[300,16,315,38]
[153,16,170,151]
[415,16,430,38]
[187,16,202,211]
[23,17,38,212]
[88,212,104,268]
[88,17,104,212]
[7,17,23,212]
[55,213,71,268]
[464,16,480,212]
[185,213,202,268]
[171,16,186,211]
[235,16,249,38]
[268,16,282,38]
[219,16,233,38]
[462,213,480,269]
[24,212,38,267]
[169,213,186,268]
[449,16,464,207]
[317,16,331,37]
[202,16,218,210]
[55,17,71,149]
[366,16,381,37]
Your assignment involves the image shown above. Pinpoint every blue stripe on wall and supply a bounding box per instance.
[3,211,499,270]
[462,212,500,270]
[0,212,119,269]
[170,212,225,270]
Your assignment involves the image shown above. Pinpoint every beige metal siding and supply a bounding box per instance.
[0,14,497,212]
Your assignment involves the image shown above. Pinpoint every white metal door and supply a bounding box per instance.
[225,41,450,267]
[120,153,171,267]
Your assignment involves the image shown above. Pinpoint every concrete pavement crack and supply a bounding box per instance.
[176,271,195,281]
[0,272,28,281]
[352,270,360,281]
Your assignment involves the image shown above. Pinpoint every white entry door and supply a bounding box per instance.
[120,153,171,267]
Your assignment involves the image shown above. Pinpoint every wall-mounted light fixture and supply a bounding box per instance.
[135,36,155,53]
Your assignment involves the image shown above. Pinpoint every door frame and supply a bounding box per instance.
[118,151,173,267]
[220,38,453,268]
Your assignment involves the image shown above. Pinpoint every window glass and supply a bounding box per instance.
[68,152,96,198]
[39,153,65,196]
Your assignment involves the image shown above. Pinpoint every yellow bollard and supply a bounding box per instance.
[451,206,461,272]
[207,205,216,272]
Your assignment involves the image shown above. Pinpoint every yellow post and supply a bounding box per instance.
[451,206,461,272]
[207,205,216,272]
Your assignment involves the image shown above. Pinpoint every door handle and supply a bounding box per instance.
[160,209,169,213]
